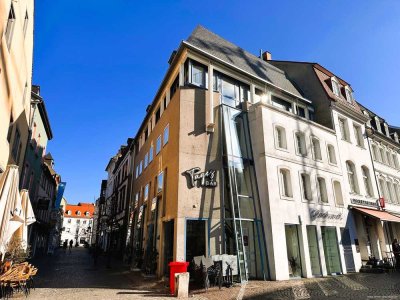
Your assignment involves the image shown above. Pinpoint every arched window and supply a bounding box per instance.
[372,144,380,162]
[362,166,373,197]
[311,137,322,160]
[77,211,81,216]
[279,168,292,198]
[346,161,359,194]
[327,144,337,164]
[295,132,307,156]
[67,210,71,215]
[387,181,396,204]
[333,181,344,206]
[379,178,388,201]
[275,126,287,149]
[300,173,312,201]
[317,177,328,203]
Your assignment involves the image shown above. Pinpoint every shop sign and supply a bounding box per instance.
[310,209,342,221]
[350,198,378,208]
[184,167,217,188]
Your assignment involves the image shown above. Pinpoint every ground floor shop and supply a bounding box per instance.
[350,205,400,262]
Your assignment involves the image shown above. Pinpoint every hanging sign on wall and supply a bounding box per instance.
[184,167,217,188]
[309,209,343,221]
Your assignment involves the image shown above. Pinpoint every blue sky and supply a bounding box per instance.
[33,0,400,204]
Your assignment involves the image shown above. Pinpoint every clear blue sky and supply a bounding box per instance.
[33,0,400,204]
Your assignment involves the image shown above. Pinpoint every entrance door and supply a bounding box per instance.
[306,226,321,276]
[186,220,207,263]
[321,227,342,274]
[163,220,174,276]
[285,224,302,278]
[341,227,355,272]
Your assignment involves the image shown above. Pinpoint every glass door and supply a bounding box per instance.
[285,224,302,278]
[321,226,342,274]
[306,225,321,276]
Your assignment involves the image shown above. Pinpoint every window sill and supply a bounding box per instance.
[295,153,308,158]
[356,145,366,150]
[276,146,289,153]
[280,195,294,201]
[328,162,338,167]
[318,201,330,206]
[341,138,352,144]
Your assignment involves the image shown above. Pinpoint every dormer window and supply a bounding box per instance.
[345,86,353,103]
[67,210,71,215]
[77,211,81,216]
[85,211,90,217]
[331,78,340,97]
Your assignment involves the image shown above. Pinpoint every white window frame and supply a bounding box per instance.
[274,125,287,150]
[331,77,340,97]
[333,180,344,206]
[300,172,313,201]
[311,136,322,161]
[295,132,307,156]
[327,144,337,165]
[279,167,293,199]
[317,176,329,204]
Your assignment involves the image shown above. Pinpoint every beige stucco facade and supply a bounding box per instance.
[0,0,34,175]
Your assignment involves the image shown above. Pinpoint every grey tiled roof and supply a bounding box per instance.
[186,25,302,97]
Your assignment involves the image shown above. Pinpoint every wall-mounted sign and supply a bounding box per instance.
[350,198,378,208]
[310,209,342,221]
[184,167,217,188]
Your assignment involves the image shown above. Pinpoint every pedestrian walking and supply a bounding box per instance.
[63,240,67,253]
[69,240,73,253]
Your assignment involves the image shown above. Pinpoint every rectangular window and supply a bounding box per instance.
[318,177,328,203]
[144,152,148,168]
[332,79,340,96]
[157,172,163,194]
[155,106,161,124]
[295,132,307,156]
[5,4,16,49]
[12,128,21,161]
[170,75,179,99]
[156,135,161,154]
[338,118,349,141]
[144,184,149,201]
[135,166,139,178]
[296,106,306,118]
[189,61,206,88]
[163,96,167,111]
[149,145,154,162]
[333,181,344,206]
[139,161,143,175]
[353,125,364,147]
[163,124,169,146]
[272,96,292,112]
[301,173,312,201]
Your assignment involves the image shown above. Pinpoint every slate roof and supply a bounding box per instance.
[185,26,303,98]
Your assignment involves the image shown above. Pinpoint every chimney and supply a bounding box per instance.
[262,51,272,61]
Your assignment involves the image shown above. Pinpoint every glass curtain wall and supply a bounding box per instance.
[218,72,268,281]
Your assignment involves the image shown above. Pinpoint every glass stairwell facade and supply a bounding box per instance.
[216,71,269,281]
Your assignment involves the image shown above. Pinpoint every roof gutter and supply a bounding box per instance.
[182,41,312,104]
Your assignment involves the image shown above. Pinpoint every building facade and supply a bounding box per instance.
[61,202,94,246]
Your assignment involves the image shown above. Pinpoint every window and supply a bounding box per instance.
[296,106,306,118]
[308,107,315,121]
[387,181,394,203]
[23,11,29,36]
[327,145,337,164]
[372,144,381,162]
[346,161,359,194]
[144,152,148,168]
[156,135,161,154]
[395,183,400,204]
[68,219,71,223]
[379,178,388,201]
[77,219,80,224]
[139,160,143,175]
[333,181,344,206]
[301,173,312,201]
[275,126,287,149]
[7,115,13,143]
[311,137,322,160]
[345,87,353,103]
[144,184,149,201]
[66,228,70,233]
[339,118,350,141]
[163,124,169,146]
[279,168,292,198]
[353,125,364,147]
[163,96,167,111]
[380,147,387,164]
[387,151,394,167]
[155,106,161,124]
[85,212,90,217]
[272,96,292,112]
[5,4,16,49]
[135,165,139,178]
[77,211,81,216]
[149,145,154,162]
[67,210,71,215]
[157,172,164,194]
[393,154,399,169]
[83,220,87,225]
[11,128,21,162]
[362,166,373,197]
[170,75,179,99]
[388,181,398,204]
[332,78,340,96]
[189,61,206,88]
[295,132,307,156]
[317,177,328,203]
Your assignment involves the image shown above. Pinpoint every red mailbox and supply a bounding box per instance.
[169,261,189,295]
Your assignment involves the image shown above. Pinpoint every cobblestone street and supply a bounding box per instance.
[25,248,400,300]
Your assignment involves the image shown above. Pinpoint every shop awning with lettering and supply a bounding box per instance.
[351,207,400,223]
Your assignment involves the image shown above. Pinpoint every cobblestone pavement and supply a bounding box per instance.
[26,247,183,300]
[24,249,400,299]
